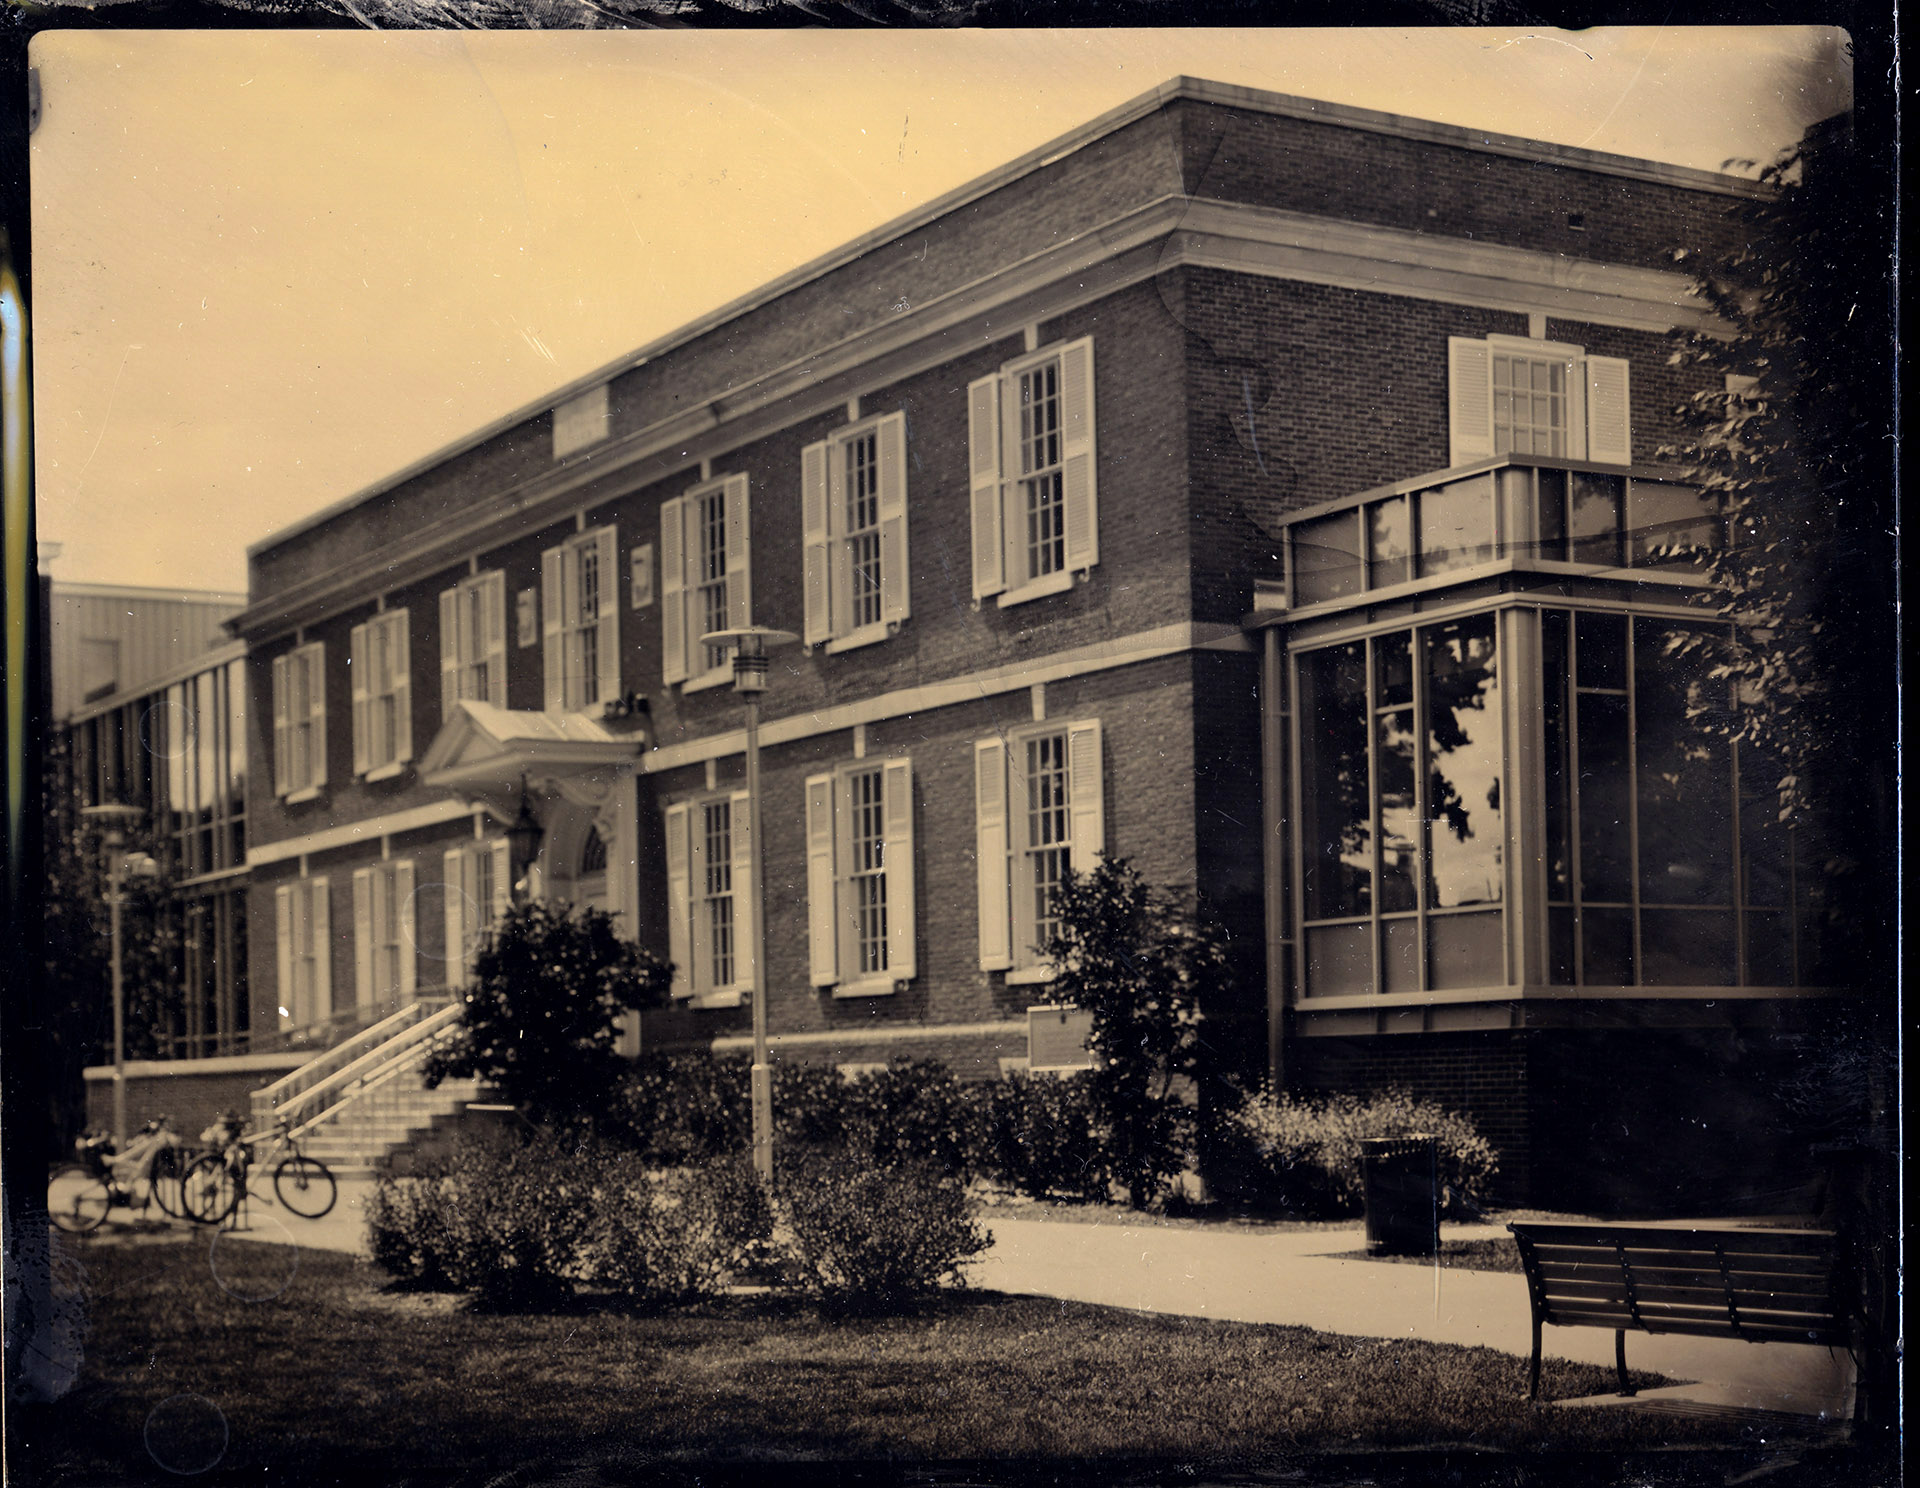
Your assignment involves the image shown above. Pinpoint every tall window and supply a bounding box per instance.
[543,527,619,712]
[271,642,327,799]
[442,839,510,987]
[439,572,508,715]
[802,413,910,650]
[660,475,751,687]
[351,609,412,777]
[274,876,332,1032]
[664,791,754,1003]
[805,759,917,993]
[974,721,1103,974]
[353,859,416,1008]
[969,337,1099,606]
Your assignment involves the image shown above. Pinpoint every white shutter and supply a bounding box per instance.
[307,645,328,788]
[541,546,566,711]
[1007,735,1036,965]
[352,867,375,1008]
[968,373,1006,601]
[438,587,459,719]
[1448,337,1496,467]
[801,440,832,647]
[729,789,754,992]
[275,884,294,1029]
[660,498,688,685]
[349,624,371,777]
[272,654,291,797]
[490,838,511,922]
[1586,355,1633,466]
[805,772,837,986]
[1066,719,1105,871]
[395,859,417,998]
[594,525,620,705]
[1058,339,1098,572]
[827,443,853,639]
[877,411,910,625]
[1001,375,1027,590]
[664,803,691,998]
[723,475,751,632]
[882,756,916,981]
[309,877,332,1023]
[443,848,466,988]
[974,737,1012,970]
[483,574,507,707]
[390,611,413,764]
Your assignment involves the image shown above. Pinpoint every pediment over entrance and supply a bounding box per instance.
[419,701,643,795]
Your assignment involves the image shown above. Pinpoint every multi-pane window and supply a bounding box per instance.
[543,527,619,712]
[1448,335,1631,468]
[271,642,327,798]
[1297,616,1505,997]
[353,859,416,1009]
[968,337,1099,604]
[439,572,508,715]
[663,791,754,1003]
[274,876,332,1033]
[1492,352,1567,456]
[806,759,917,992]
[974,721,1103,973]
[442,839,511,987]
[660,476,751,686]
[351,610,412,776]
[801,414,910,649]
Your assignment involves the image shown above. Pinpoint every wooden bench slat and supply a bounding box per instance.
[1537,1277,1836,1313]
[1512,1223,1834,1256]
[1541,1302,1843,1344]
[1528,1245,1833,1278]
[1531,1262,1834,1293]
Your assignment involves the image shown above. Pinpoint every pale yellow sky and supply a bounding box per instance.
[28,27,1850,592]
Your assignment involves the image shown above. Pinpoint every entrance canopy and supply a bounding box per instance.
[419,700,643,794]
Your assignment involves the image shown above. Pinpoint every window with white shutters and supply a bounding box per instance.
[441,839,512,988]
[350,610,412,778]
[271,642,328,799]
[805,758,917,994]
[662,791,754,1004]
[660,475,751,687]
[801,412,909,650]
[974,720,1104,973]
[353,859,417,1009]
[542,526,621,712]
[1448,336,1632,469]
[273,876,332,1031]
[967,338,1098,607]
[438,572,508,719]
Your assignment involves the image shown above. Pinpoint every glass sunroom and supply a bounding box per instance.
[1255,454,1835,1025]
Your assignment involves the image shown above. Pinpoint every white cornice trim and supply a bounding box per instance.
[645,622,1251,774]
[248,798,480,867]
[710,1019,1029,1054]
[50,581,247,604]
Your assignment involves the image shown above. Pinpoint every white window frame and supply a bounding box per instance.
[442,839,511,988]
[439,571,508,718]
[353,858,417,1008]
[968,336,1098,609]
[660,474,751,690]
[1448,335,1632,469]
[663,791,754,1007]
[805,758,917,997]
[350,610,412,781]
[274,875,331,1031]
[542,525,620,713]
[801,411,910,653]
[974,719,1104,978]
[271,641,328,802]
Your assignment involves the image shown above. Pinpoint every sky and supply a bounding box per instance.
[28,26,1851,594]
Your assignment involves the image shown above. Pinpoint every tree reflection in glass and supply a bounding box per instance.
[1375,635,1418,912]
[1300,642,1371,919]
[1424,616,1502,906]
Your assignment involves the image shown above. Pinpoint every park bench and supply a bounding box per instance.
[1507,1221,1844,1400]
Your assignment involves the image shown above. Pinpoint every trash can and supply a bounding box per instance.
[1360,1135,1439,1257]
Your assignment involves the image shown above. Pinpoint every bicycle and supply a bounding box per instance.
[182,1114,337,1224]
[47,1118,192,1234]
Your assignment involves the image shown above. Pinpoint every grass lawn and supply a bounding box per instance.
[11,1234,1833,1486]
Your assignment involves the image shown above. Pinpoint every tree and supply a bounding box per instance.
[422,901,672,1128]
[1040,857,1230,1210]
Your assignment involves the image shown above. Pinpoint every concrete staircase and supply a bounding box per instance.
[280,1072,489,1173]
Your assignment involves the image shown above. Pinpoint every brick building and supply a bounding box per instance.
[222,78,1843,1203]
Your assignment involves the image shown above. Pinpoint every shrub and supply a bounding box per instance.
[364,1166,458,1286]
[581,1153,771,1308]
[773,1146,989,1312]
[977,1071,1114,1203]
[842,1060,985,1180]
[1224,1086,1498,1219]
[614,1051,749,1165]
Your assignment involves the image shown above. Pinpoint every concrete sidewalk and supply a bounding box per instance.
[202,1179,1853,1424]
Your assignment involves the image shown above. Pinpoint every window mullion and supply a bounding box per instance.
[1365,635,1383,998]
[1624,616,1642,987]
[1411,624,1429,996]
[1567,612,1585,987]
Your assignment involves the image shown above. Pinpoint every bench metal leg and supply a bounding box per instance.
[1615,1329,1634,1397]
[1528,1318,1543,1401]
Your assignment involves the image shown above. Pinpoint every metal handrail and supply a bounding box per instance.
[268,1003,464,1131]
[284,1025,474,1142]
[254,1001,435,1109]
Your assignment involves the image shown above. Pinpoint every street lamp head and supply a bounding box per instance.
[81,802,144,825]
[505,776,546,894]
[699,626,799,697]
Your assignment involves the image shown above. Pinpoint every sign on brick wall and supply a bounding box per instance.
[1028,1004,1095,1071]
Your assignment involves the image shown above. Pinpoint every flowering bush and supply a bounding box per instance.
[1222,1086,1498,1219]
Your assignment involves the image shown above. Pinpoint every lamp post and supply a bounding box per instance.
[81,802,146,1146]
[505,776,546,904]
[700,625,797,1184]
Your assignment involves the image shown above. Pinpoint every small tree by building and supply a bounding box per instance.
[1040,857,1230,1210]
[422,901,671,1129]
